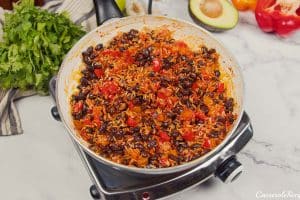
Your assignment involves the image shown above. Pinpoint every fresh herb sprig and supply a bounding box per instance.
[0,0,86,94]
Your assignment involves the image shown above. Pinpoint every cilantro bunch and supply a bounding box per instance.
[0,0,86,94]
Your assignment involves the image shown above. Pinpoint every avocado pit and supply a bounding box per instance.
[200,0,223,18]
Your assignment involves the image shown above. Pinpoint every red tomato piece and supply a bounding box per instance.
[127,117,138,127]
[128,101,134,110]
[159,131,170,142]
[182,131,195,141]
[175,41,188,48]
[83,118,93,126]
[157,88,172,99]
[94,69,104,78]
[195,111,206,121]
[203,138,211,149]
[94,118,101,127]
[217,83,225,93]
[101,81,119,98]
[73,101,83,113]
[152,59,161,72]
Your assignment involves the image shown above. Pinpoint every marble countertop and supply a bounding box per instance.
[0,0,300,199]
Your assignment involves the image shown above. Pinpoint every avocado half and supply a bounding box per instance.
[189,0,239,31]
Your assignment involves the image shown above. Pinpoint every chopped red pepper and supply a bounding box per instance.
[94,69,104,78]
[128,101,135,110]
[101,49,121,57]
[83,118,93,126]
[101,81,119,99]
[182,131,195,141]
[157,88,172,99]
[203,138,211,149]
[175,41,188,48]
[152,59,161,72]
[195,111,206,121]
[73,101,83,113]
[127,117,138,127]
[255,0,300,36]
[217,83,225,93]
[159,131,170,142]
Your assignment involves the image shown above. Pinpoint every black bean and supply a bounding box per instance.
[169,154,178,162]
[171,130,179,138]
[83,55,92,65]
[115,130,124,139]
[132,126,140,133]
[148,71,155,77]
[134,95,144,105]
[141,150,149,157]
[167,112,177,120]
[134,143,144,149]
[214,70,221,77]
[129,29,139,35]
[142,48,150,57]
[86,65,94,71]
[198,60,205,67]
[133,133,142,142]
[95,43,103,51]
[208,130,220,138]
[74,92,86,101]
[147,140,157,148]
[161,122,169,129]
[200,104,209,114]
[119,47,125,52]
[80,77,89,86]
[99,121,108,133]
[191,143,201,149]
[86,46,93,54]
[208,48,216,54]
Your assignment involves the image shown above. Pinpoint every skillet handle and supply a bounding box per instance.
[93,0,123,26]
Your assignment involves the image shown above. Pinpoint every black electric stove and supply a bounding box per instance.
[49,77,253,200]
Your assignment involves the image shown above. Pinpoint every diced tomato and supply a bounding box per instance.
[182,131,195,141]
[180,109,195,121]
[83,118,93,126]
[217,83,225,93]
[128,101,134,110]
[94,69,104,78]
[195,111,206,121]
[101,49,121,57]
[175,41,188,48]
[192,81,199,91]
[127,117,138,127]
[159,131,170,142]
[80,130,91,141]
[124,51,134,64]
[157,88,172,99]
[203,138,211,149]
[73,101,83,113]
[152,59,161,72]
[101,81,119,99]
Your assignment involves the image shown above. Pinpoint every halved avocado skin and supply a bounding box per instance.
[189,0,239,32]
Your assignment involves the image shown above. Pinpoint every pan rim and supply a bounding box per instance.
[56,15,245,174]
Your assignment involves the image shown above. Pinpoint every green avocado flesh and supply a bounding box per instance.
[189,0,239,30]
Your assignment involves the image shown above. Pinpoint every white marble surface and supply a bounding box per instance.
[1,0,300,199]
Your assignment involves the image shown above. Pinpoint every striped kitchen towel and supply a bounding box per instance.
[0,0,96,136]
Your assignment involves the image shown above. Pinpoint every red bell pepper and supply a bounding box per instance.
[255,0,300,36]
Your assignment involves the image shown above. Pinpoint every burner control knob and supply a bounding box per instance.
[51,106,61,121]
[215,156,243,183]
[90,185,101,199]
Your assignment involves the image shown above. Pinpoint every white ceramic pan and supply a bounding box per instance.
[54,0,244,175]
